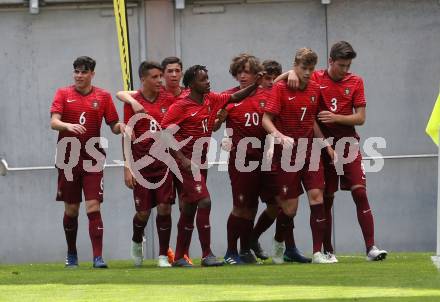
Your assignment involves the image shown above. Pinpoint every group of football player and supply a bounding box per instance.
[50,40,387,268]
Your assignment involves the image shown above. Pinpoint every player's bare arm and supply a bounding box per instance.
[109,121,126,135]
[262,112,294,148]
[228,72,264,104]
[318,106,365,126]
[273,70,300,89]
[313,120,336,163]
[212,109,228,132]
[116,91,145,113]
[50,113,86,135]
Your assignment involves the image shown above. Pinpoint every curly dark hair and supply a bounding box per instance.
[182,65,208,88]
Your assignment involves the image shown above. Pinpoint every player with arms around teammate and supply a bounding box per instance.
[282,41,387,262]
[262,48,335,264]
[50,56,125,268]
[116,61,175,267]
[161,65,262,267]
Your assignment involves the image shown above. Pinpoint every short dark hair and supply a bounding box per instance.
[330,41,357,61]
[182,65,208,88]
[161,56,183,70]
[262,60,282,76]
[294,48,318,66]
[73,56,96,71]
[138,61,163,79]
[229,53,263,77]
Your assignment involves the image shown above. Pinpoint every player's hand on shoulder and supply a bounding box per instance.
[287,70,300,90]
[255,71,265,86]
[66,123,87,135]
[124,167,136,189]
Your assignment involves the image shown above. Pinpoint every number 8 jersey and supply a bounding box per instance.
[312,70,366,140]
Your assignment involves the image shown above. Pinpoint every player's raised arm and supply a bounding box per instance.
[116,90,144,113]
[228,72,264,104]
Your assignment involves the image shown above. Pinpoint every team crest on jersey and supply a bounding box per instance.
[311,96,316,103]
[195,184,202,193]
[344,88,350,95]
[259,99,266,108]
[161,107,167,114]
[92,100,99,109]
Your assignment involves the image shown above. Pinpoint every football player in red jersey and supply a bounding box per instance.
[281,41,387,262]
[50,56,125,268]
[116,61,176,268]
[116,56,191,265]
[263,48,335,264]
[160,65,262,267]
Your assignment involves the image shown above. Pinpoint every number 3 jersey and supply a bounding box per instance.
[50,85,119,160]
[123,90,175,176]
[311,70,366,140]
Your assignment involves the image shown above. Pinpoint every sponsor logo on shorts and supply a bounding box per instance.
[195,184,202,193]
[363,209,371,214]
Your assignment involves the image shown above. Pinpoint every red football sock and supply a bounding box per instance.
[226,213,241,254]
[274,211,291,243]
[175,212,195,260]
[323,195,334,253]
[352,187,375,251]
[156,214,172,256]
[284,219,296,249]
[251,210,276,241]
[132,214,147,244]
[196,207,212,258]
[239,218,254,252]
[63,213,78,255]
[87,211,103,258]
[310,204,326,253]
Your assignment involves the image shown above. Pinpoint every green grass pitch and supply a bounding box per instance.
[1,253,439,302]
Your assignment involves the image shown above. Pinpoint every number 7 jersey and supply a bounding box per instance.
[265,80,321,139]
[312,70,366,139]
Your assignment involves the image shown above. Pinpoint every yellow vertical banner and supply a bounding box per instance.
[113,0,133,91]
[426,90,440,146]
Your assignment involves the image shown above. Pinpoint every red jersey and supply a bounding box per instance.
[124,90,174,175]
[50,85,119,158]
[265,80,321,139]
[312,70,366,139]
[160,85,190,100]
[224,87,270,160]
[161,92,231,163]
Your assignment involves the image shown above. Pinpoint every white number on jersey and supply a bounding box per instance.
[330,98,338,112]
[150,120,158,132]
[201,118,208,133]
[79,112,86,125]
[300,107,307,121]
[244,112,259,127]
